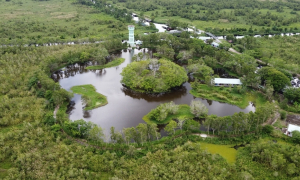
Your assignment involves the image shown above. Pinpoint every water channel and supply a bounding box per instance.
[53,48,255,133]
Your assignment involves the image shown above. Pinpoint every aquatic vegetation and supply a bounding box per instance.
[71,84,107,110]
[200,142,237,163]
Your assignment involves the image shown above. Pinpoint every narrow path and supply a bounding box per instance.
[228,48,241,54]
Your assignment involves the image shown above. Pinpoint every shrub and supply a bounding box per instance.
[262,125,274,135]
[280,111,287,120]
[292,131,300,144]
[190,100,208,118]
[148,101,180,121]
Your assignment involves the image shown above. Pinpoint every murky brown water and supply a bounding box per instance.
[53,48,255,133]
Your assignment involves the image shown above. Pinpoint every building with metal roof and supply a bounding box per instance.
[214,78,242,86]
[285,124,300,137]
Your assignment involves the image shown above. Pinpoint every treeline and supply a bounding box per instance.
[204,102,275,136]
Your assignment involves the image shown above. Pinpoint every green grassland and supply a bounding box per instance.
[190,84,267,109]
[0,0,155,44]
[71,84,108,110]
[86,58,125,70]
[143,104,194,124]
[200,142,237,163]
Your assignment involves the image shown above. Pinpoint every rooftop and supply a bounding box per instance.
[214,78,242,85]
[212,42,219,46]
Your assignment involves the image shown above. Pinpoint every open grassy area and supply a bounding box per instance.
[0,0,156,44]
[190,84,267,109]
[71,84,107,110]
[200,142,237,163]
[86,58,125,70]
[143,104,194,124]
[0,159,12,179]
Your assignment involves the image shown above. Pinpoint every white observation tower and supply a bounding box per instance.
[128,25,135,47]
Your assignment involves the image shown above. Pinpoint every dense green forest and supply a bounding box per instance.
[233,35,300,74]
[1,0,300,179]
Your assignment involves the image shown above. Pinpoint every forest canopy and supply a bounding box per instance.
[121,59,188,93]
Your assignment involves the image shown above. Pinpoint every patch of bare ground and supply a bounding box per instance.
[262,112,280,126]
[219,19,229,23]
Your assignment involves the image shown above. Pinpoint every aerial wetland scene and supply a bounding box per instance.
[2,0,300,179]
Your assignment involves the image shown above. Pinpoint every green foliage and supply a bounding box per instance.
[63,119,93,138]
[248,140,300,178]
[164,120,178,135]
[51,124,61,132]
[262,125,274,135]
[44,112,56,126]
[183,119,201,132]
[190,100,208,118]
[241,35,300,74]
[121,59,188,93]
[259,67,291,92]
[143,104,194,124]
[292,131,300,144]
[147,101,179,122]
[0,0,152,45]
[280,111,287,120]
[284,87,300,104]
[116,0,300,36]
[190,82,267,109]
[71,84,107,110]
[187,63,213,77]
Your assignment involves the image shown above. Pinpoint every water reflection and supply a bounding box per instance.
[54,49,255,132]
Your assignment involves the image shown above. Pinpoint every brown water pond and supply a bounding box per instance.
[52,48,255,133]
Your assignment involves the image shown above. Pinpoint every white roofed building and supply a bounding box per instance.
[285,124,300,137]
[214,78,242,86]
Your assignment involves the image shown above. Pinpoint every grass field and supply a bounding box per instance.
[143,104,195,124]
[190,84,267,109]
[200,142,237,163]
[71,84,108,110]
[86,58,125,70]
[0,0,155,44]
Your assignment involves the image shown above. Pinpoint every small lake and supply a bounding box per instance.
[52,49,255,133]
